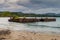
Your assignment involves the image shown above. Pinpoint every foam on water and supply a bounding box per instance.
[0,17,60,34]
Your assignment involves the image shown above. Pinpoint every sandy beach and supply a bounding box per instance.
[0,28,60,40]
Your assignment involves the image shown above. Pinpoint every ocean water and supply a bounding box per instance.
[0,17,60,34]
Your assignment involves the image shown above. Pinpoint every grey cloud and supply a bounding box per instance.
[0,0,60,13]
[16,0,60,10]
[30,0,60,8]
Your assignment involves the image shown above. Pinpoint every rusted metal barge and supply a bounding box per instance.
[8,17,56,23]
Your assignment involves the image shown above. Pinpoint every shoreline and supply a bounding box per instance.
[0,28,60,40]
[0,28,60,35]
[5,28,60,35]
[12,30,60,36]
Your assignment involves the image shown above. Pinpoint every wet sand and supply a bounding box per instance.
[0,28,60,40]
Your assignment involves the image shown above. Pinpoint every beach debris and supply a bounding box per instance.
[0,38,6,40]
[51,38,57,40]
[0,29,11,35]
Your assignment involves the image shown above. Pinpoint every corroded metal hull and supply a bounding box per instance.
[8,18,56,23]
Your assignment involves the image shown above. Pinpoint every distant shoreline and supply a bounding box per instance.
[0,11,60,17]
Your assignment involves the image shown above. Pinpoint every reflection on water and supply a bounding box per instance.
[0,17,60,33]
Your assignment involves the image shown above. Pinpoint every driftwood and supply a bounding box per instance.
[0,38,6,40]
[0,29,11,35]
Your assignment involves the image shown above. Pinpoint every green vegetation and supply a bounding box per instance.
[0,11,60,17]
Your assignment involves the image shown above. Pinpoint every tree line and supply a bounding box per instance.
[0,11,60,17]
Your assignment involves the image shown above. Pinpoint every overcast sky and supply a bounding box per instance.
[0,0,60,14]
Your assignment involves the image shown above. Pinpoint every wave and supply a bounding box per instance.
[27,24,60,28]
[52,27,60,28]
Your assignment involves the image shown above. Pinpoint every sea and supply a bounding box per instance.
[0,17,60,34]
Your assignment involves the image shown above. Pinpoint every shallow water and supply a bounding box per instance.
[0,17,60,34]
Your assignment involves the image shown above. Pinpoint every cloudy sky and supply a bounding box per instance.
[0,0,60,14]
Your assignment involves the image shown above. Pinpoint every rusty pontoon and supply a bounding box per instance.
[8,17,56,23]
